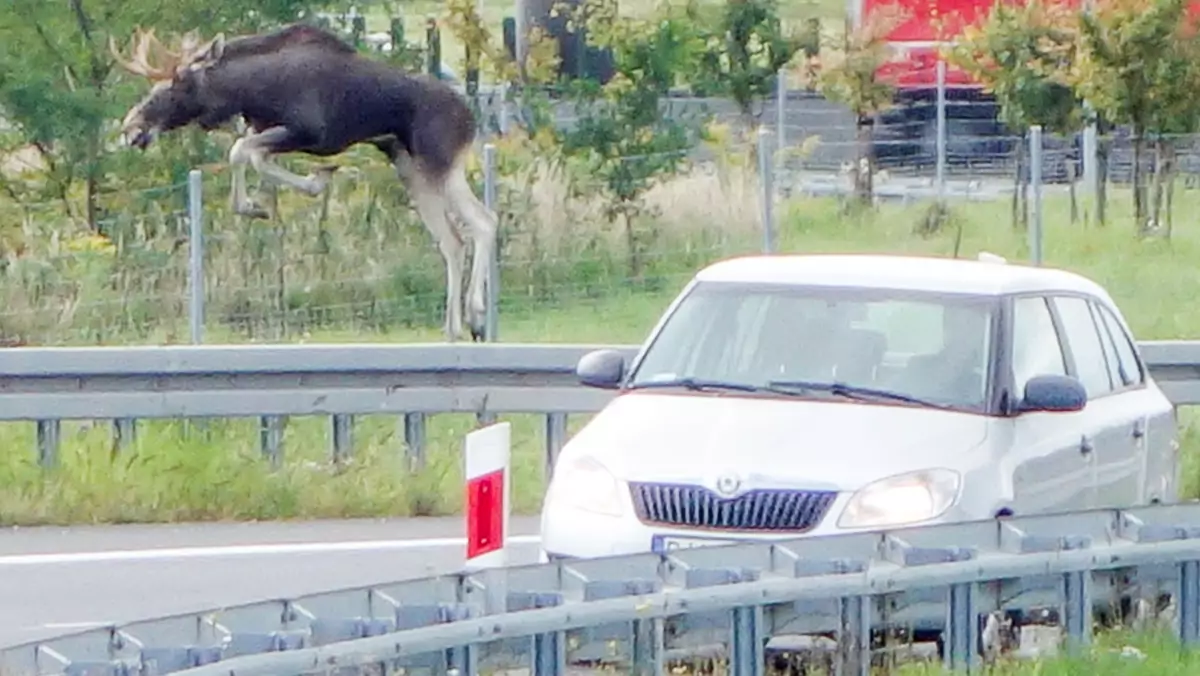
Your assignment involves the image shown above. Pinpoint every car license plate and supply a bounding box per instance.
[652,534,743,553]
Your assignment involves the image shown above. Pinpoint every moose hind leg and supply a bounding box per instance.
[445,162,498,341]
[412,180,467,342]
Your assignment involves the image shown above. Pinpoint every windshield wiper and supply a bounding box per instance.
[766,379,952,409]
[628,377,765,394]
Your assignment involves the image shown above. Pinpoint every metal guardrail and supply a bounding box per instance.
[6,502,1200,676]
[1,339,1198,472]
[0,342,632,472]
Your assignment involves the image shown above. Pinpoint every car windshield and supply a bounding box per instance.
[627,281,998,413]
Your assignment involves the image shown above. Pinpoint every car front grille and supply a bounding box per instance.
[628,482,838,532]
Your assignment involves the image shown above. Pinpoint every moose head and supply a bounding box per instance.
[109,28,227,149]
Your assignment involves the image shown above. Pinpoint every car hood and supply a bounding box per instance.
[564,391,991,491]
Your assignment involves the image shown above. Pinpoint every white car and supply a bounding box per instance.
[538,252,1179,561]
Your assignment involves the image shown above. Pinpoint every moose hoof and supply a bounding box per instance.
[235,203,271,220]
[307,164,339,193]
[313,163,339,176]
[467,312,487,342]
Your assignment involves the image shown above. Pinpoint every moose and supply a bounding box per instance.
[109,23,498,342]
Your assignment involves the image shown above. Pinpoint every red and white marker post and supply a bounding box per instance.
[463,421,512,572]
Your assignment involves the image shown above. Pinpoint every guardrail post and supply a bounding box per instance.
[730,605,765,676]
[944,582,980,672]
[330,414,354,464]
[544,413,568,479]
[631,616,663,676]
[1060,569,1092,654]
[36,419,60,468]
[1177,560,1200,645]
[533,629,565,676]
[837,595,871,676]
[112,418,137,454]
[405,413,426,471]
[260,415,285,468]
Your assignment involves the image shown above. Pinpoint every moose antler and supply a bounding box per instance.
[109,27,212,81]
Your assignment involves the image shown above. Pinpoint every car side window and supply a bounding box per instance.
[1094,302,1145,387]
[1092,303,1125,392]
[1051,295,1114,398]
[1011,296,1067,396]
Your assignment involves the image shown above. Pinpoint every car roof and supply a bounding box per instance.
[694,253,1115,300]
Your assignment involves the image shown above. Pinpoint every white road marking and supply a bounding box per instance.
[0,535,542,566]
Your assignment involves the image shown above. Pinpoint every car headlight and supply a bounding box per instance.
[837,469,960,529]
[544,455,625,517]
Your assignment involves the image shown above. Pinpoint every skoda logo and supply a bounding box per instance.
[714,473,742,497]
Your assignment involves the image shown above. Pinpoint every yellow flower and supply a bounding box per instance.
[702,120,732,145]
[66,233,116,256]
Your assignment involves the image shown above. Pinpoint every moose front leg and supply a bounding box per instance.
[227,126,338,219]
[228,140,267,219]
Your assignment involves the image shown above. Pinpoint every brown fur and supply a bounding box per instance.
[114,23,498,342]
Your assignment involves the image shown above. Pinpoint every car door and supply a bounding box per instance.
[1091,299,1177,505]
[1047,294,1139,509]
[1006,295,1098,514]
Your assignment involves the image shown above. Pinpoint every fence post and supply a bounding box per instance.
[478,143,500,428]
[426,17,441,77]
[1029,125,1044,266]
[390,17,405,51]
[776,69,786,152]
[188,169,204,344]
[757,127,775,253]
[935,59,947,202]
[1083,121,1098,222]
[483,143,498,343]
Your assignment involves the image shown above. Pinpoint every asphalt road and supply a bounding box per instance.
[0,516,542,648]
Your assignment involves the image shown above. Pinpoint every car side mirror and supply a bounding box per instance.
[576,349,627,389]
[1020,374,1087,413]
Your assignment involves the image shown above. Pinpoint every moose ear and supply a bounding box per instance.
[207,33,226,61]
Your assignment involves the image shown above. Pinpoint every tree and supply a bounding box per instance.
[690,0,808,135]
[815,2,908,205]
[443,0,562,140]
[1071,0,1200,232]
[1138,6,1200,237]
[557,0,710,279]
[948,0,1084,229]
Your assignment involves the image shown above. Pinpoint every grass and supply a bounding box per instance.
[3,163,1200,526]
[888,628,1200,675]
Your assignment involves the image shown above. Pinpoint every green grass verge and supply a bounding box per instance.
[3,187,1200,526]
[889,628,1200,675]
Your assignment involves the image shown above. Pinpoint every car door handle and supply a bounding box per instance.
[1080,436,1094,455]
[1132,419,1146,439]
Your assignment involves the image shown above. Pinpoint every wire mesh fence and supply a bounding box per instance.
[2,87,1199,347]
